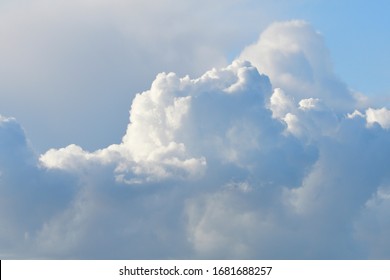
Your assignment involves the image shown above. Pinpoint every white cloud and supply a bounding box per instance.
[298,98,320,111]
[239,20,356,112]
[365,107,390,129]
[268,88,294,119]
[1,20,390,259]
[347,107,390,129]
[39,60,277,183]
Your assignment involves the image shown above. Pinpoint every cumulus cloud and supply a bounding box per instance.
[239,20,356,112]
[40,60,273,182]
[1,20,390,259]
[365,108,390,129]
[348,107,390,129]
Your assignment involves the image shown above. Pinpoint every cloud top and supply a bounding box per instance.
[40,60,274,183]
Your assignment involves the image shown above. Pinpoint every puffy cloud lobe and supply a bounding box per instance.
[348,107,390,130]
[40,60,277,183]
[2,20,390,259]
[239,20,356,112]
[267,88,338,140]
[365,107,390,129]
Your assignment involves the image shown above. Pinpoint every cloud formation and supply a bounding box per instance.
[0,0,278,152]
[1,20,390,259]
[240,20,356,112]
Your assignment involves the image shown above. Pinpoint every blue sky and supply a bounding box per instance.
[1,0,390,259]
[289,0,390,97]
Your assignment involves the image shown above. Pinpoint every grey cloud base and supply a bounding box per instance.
[1,21,390,259]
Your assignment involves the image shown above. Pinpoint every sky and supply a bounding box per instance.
[1,0,390,259]
[1,0,389,152]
